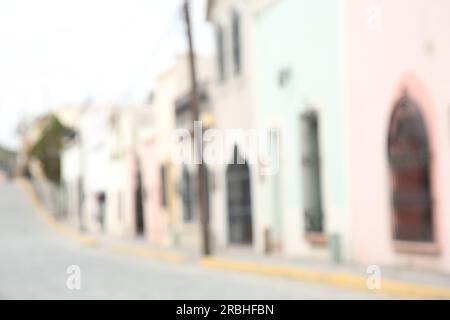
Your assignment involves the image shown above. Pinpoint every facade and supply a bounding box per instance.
[346,0,450,272]
[61,105,154,237]
[172,55,215,251]
[78,107,112,232]
[208,0,450,273]
[207,0,266,253]
[139,67,177,246]
[103,106,154,238]
[138,54,214,249]
[252,0,349,261]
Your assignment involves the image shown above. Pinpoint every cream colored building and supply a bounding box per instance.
[138,54,215,250]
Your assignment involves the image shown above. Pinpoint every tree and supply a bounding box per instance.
[30,115,74,184]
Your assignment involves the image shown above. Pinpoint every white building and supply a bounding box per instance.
[207,0,268,253]
[104,106,154,238]
[78,107,112,232]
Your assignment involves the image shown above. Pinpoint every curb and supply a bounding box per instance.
[109,243,185,264]
[17,178,184,264]
[200,257,450,300]
[17,178,99,247]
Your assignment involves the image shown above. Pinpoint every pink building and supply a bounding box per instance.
[347,0,450,272]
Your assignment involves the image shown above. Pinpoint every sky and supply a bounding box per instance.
[0,0,213,150]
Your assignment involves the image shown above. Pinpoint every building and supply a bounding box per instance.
[346,0,450,272]
[77,107,112,232]
[250,0,350,262]
[138,54,214,249]
[207,0,288,254]
[104,106,154,238]
[208,0,450,273]
[172,55,215,251]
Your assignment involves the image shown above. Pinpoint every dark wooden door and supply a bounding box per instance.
[388,94,433,242]
[135,167,145,235]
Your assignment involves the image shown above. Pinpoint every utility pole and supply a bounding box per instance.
[183,0,211,256]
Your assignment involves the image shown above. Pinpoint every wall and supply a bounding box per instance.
[79,107,111,231]
[61,142,82,227]
[253,0,349,260]
[346,0,450,272]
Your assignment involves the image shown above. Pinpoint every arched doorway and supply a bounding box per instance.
[226,146,253,245]
[135,164,145,236]
[387,93,434,242]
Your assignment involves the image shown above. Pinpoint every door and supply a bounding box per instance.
[135,166,145,235]
[97,192,106,230]
[226,146,253,245]
[388,94,433,242]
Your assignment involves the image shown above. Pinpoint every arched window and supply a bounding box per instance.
[387,94,434,242]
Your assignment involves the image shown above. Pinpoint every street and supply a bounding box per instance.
[0,182,375,300]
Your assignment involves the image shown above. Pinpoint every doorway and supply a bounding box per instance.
[135,166,145,236]
[226,146,253,245]
[387,94,434,242]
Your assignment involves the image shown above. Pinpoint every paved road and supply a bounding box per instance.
[0,181,376,300]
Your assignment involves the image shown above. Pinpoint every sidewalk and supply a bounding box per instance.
[200,248,450,299]
[91,233,450,299]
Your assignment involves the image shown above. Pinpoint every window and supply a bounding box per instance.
[301,111,324,234]
[388,94,433,243]
[216,25,226,83]
[182,167,193,222]
[97,193,106,230]
[231,10,242,76]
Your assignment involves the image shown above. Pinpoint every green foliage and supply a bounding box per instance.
[30,115,72,184]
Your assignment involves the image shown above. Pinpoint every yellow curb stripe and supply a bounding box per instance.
[17,178,185,264]
[109,243,185,264]
[17,179,99,247]
[200,257,450,300]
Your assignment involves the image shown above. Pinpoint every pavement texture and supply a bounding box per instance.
[0,181,380,300]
